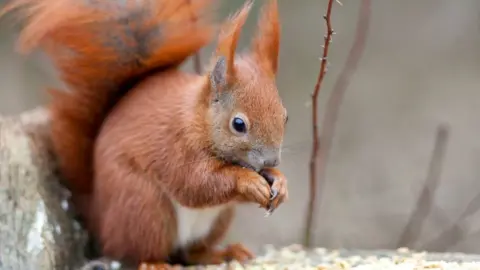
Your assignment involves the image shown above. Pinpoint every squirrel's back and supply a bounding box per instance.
[1,0,216,194]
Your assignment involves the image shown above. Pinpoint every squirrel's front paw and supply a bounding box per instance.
[260,168,288,214]
[235,171,271,209]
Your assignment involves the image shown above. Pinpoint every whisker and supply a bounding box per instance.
[146,139,312,172]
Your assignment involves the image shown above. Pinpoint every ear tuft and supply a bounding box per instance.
[252,0,280,77]
[215,0,253,77]
[210,56,227,98]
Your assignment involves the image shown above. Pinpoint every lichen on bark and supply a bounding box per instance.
[0,108,87,270]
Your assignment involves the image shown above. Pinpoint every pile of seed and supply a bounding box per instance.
[194,245,480,270]
[81,245,480,270]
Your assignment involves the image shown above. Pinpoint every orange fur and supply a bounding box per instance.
[2,0,216,194]
[2,0,288,267]
[215,0,252,78]
[252,0,281,76]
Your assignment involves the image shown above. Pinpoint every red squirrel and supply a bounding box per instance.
[2,0,289,268]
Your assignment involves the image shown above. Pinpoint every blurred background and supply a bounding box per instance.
[1,0,480,255]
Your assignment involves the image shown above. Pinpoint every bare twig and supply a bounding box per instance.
[421,204,465,252]
[456,190,480,222]
[423,183,480,251]
[423,214,465,251]
[397,124,450,248]
[304,0,335,248]
[304,0,371,247]
[187,0,203,74]
[193,54,202,74]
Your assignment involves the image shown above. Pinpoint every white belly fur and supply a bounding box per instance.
[173,201,228,248]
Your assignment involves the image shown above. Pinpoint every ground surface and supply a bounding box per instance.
[80,245,480,270]
[195,245,480,270]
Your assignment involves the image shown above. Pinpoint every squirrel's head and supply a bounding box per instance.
[204,0,286,172]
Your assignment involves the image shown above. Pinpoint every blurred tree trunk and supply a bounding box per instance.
[0,108,87,270]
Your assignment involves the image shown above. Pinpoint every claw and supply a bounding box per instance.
[265,197,277,216]
[264,205,274,217]
[270,188,278,200]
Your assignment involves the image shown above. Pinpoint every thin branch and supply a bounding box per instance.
[187,0,203,74]
[422,205,466,252]
[304,0,335,248]
[456,189,480,222]
[193,54,202,74]
[423,183,480,251]
[397,124,450,248]
[304,0,372,248]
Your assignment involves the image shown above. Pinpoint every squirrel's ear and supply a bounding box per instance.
[210,56,227,96]
[213,0,253,80]
[251,0,280,77]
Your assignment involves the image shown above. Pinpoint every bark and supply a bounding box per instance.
[0,108,87,270]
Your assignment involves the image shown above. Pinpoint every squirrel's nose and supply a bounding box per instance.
[263,157,280,168]
[261,148,281,168]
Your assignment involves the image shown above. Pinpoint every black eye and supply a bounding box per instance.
[232,117,247,133]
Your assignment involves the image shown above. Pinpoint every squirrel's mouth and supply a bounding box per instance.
[218,153,260,172]
[231,159,259,172]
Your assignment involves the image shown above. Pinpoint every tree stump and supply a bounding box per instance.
[0,108,87,270]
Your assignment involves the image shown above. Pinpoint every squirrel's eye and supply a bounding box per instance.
[231,117,247,134]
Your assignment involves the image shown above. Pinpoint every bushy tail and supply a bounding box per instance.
[1,0,216,194]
